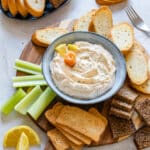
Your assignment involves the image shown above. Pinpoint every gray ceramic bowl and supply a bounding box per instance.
[42,32,126,105]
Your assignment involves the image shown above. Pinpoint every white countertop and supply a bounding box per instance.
[0,0,150,149]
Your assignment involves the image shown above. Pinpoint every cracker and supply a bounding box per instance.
[47,129,70,150]
[45,102,64,126]
[109,107,132,120]
[134,126,150,149]
[115,84,138,104]
[111,98,132,112]
[88,107,108,126]
[56,106,105,142]
[135,95,150,126]
[108,115,136,139]
[45,102,91,145]
[58,127,83,146]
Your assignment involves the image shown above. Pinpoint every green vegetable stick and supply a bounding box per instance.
[15,59,42,75]
[28,87,56,120]
[13,75,44,82]
[15,86,42,115]
[1,88,26,115]
[12,75,47,87]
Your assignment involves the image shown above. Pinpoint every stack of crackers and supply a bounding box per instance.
[45,102,108,150]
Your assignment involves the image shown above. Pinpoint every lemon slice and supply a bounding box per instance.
[3,125,40,147]
[16,132,29,150]
[68,44,78,52]
[55,44,67,57]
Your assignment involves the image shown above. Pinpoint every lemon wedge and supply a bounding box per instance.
[3,125,40,147]
[55,44,67,57]
[16,132,29,150]
[68,44,78,52]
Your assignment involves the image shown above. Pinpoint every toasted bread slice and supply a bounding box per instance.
[88,107,108,126]
[110,23,134,53]
[49,0,65,8]
[96,0,125,5]
[73,9,96,32]
[24,0,45,17]
[32,27,68,47]
[58,128,83,146]
[45,102,91,145]
[131,40,146,53]
[47,129,70,150]
[126,51,148,85]
[91,6,112,38]
[56,106,106,142]
[57,125,91,145]
[1,0,8,11]
[115,84,138,104]
[16,0,28,17]
[8,0,18,16]
[131,79,150,94]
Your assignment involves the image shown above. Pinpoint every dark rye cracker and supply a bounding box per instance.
[111,98,132,112]
[134,126,150,149]
[109,107,132,120]
[108,115,136,139]
[115,84,138,104]
[135,95,150,126]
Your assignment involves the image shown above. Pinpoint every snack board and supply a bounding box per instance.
[17,20,117,146]
[16,20,137,149]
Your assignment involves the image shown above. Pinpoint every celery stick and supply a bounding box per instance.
[13,75,44,82]
[15,59,41,75]
[12,75,47,87]
[15,86,42,115]
[1,89,26,115]
[27,87,56,120]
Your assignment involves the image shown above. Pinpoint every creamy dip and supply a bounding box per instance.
[50,41,116,99]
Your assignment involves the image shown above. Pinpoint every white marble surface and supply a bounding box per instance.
[0,0,150,149]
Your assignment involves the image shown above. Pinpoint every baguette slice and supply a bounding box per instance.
[131,40,146,53]
[8,0,18,16]
[131,79,150,94]
[16,0,28,17]
[126,51,148,85]
[1,0,8,11]
[96,0,125,5]
[32,27,68,47]
[73,9,96,32]
[91,6,113,38]
[49,0,65,8]
[110,23,134,53]
[24,0,45,17]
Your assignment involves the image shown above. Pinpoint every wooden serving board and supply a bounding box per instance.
[17,20,121,149]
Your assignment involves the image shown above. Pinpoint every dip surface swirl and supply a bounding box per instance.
[50,41,116,99]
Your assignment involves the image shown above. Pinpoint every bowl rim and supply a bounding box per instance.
[42,31,126,105]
